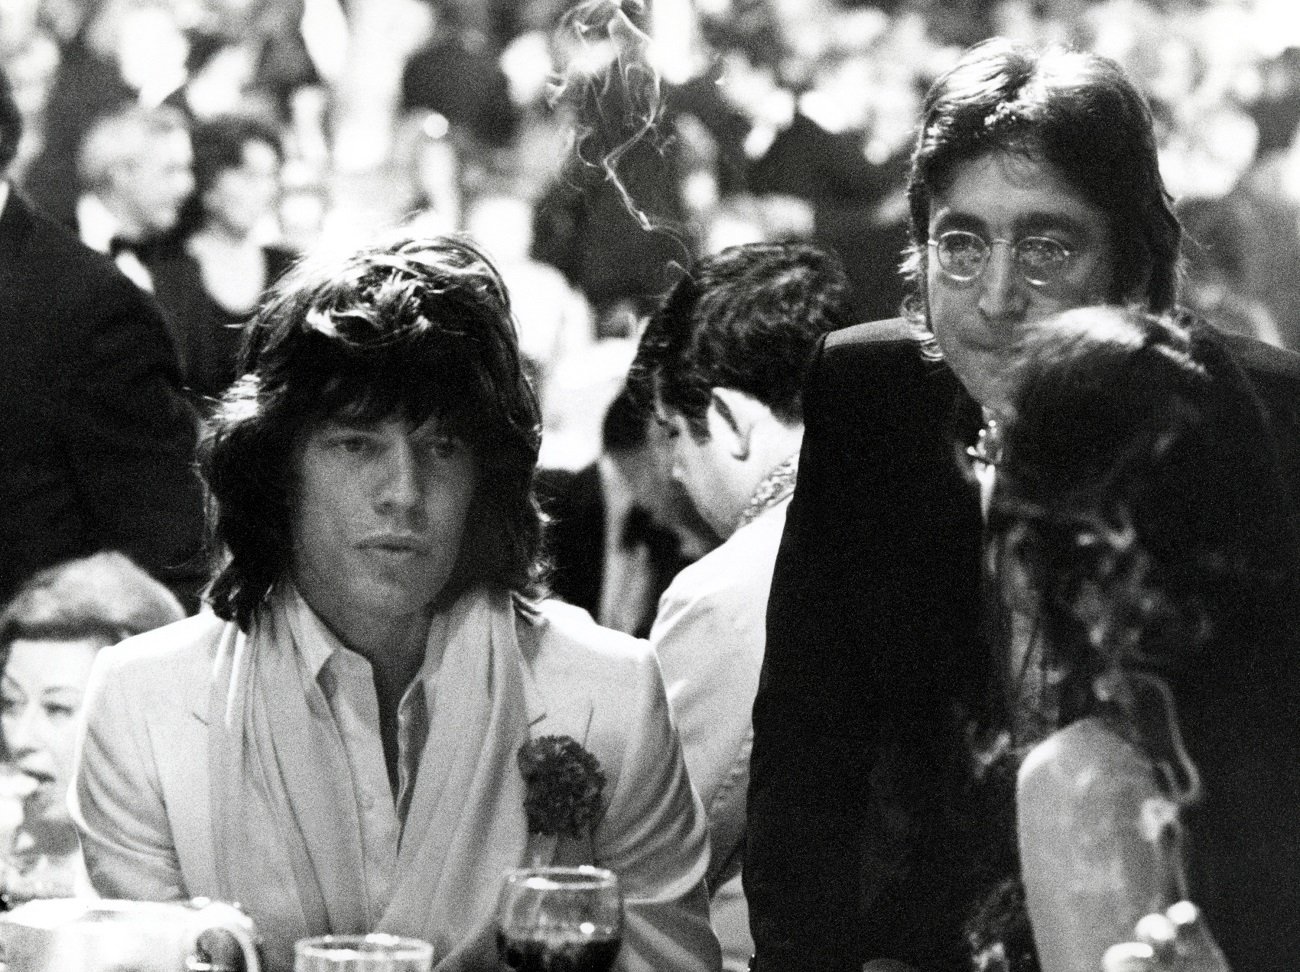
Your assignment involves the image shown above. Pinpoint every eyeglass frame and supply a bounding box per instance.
[927,230,1077,288]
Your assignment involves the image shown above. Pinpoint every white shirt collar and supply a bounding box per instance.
[0,182,11,220]
[75,193,125,254]
[281,581,445,694]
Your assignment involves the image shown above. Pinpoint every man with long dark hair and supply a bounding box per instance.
[72,234,721,972]
[747,38,1300,972]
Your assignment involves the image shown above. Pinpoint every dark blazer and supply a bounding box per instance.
[149,243,297,411]
[537,463,608,616]
[0,189,206,607]
[747,316,1300,972]
[748,319,987,972]
[536,462,686,639]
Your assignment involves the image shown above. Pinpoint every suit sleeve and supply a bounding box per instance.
[650,563,763,890]
[70,647,188,901]
[747,333,986,972]
[63,282,207,608]
[594,646,722,972]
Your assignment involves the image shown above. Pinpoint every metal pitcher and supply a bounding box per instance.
[0,897,261,972]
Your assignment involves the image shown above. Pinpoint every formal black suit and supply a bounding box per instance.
[0,188,206,608]
[149,242,297,411]
[537,463,610,617]
[747,316,1300,972]
[536,462,686,639]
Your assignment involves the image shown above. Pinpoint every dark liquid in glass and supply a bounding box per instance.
[495,929,621,972]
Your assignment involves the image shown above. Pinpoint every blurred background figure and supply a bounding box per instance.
[1178,45,1300,352]
[149,112,296,411]
[19,0,173,227]
[0,552,185,903]
[22,0,331,226]
[0,0,61,189]
[669,0,918,320]
[197,0,334,170]
[398,0,518,193]
[463,192,592,399]
[536,384,715,639]
[74,102,194,291]
[390,0,514,235]
[531,0,697,338]
[396,109,463,235]
[0,62,206,613]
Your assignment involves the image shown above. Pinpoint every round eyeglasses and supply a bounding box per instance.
[928,230,1074,287]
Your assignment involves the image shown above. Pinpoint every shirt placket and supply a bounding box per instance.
[324,652,402,925]
[395,680,430,829]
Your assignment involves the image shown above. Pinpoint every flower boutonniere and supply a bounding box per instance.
[517,735,606,838]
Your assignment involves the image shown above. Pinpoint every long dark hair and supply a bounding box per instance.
[993,308,1297,726]
[983,306,1300,970]
[200,233,546,629]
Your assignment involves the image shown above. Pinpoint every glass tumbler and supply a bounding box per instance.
[294,934,434,972]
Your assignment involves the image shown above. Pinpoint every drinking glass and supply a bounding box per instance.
[294,934,434,972]
[494,866,623,972]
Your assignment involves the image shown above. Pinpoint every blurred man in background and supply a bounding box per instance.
[74,102,194,291]
[0,66,205,610]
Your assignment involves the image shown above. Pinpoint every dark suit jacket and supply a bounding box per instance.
[537,463,608,617]
[536,462,686,639]
[747,316,1300,972]
[149,243,297,411]
[0,189,206,607]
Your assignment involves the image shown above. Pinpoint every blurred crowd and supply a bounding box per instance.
[0,2,1298,965]
[5,0,1300,472]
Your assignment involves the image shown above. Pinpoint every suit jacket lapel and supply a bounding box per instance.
[0,190,35,274]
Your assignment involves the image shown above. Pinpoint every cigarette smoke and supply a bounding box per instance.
[549,0,670,233]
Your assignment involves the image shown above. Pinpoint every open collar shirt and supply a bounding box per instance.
[281,586,443,922]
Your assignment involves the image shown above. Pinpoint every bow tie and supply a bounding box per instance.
[109,234,166,260]
[619,505,656,550]
[108,235,139,258]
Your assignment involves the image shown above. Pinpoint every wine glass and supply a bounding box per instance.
[494,866,623,972]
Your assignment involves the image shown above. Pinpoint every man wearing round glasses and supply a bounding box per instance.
[921,152,1120,415]
[930,229,1074,285]
[747,37,1300,972]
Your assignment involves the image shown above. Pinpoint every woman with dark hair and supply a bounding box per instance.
[150,112,296,410]
[978,305,1300,971]
[71,234,720,972]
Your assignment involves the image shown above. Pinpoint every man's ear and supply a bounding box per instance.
[709,387,767,461]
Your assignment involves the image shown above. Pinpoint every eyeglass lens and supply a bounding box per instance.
[932,231,1070,285]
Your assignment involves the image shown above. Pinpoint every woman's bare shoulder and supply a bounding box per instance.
[1018,716,1157,803]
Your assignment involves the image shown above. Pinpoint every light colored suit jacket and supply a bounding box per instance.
[71,600,720,972]
[650,497,789,971]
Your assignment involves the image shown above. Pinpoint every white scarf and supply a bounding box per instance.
[207,585,533,972]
